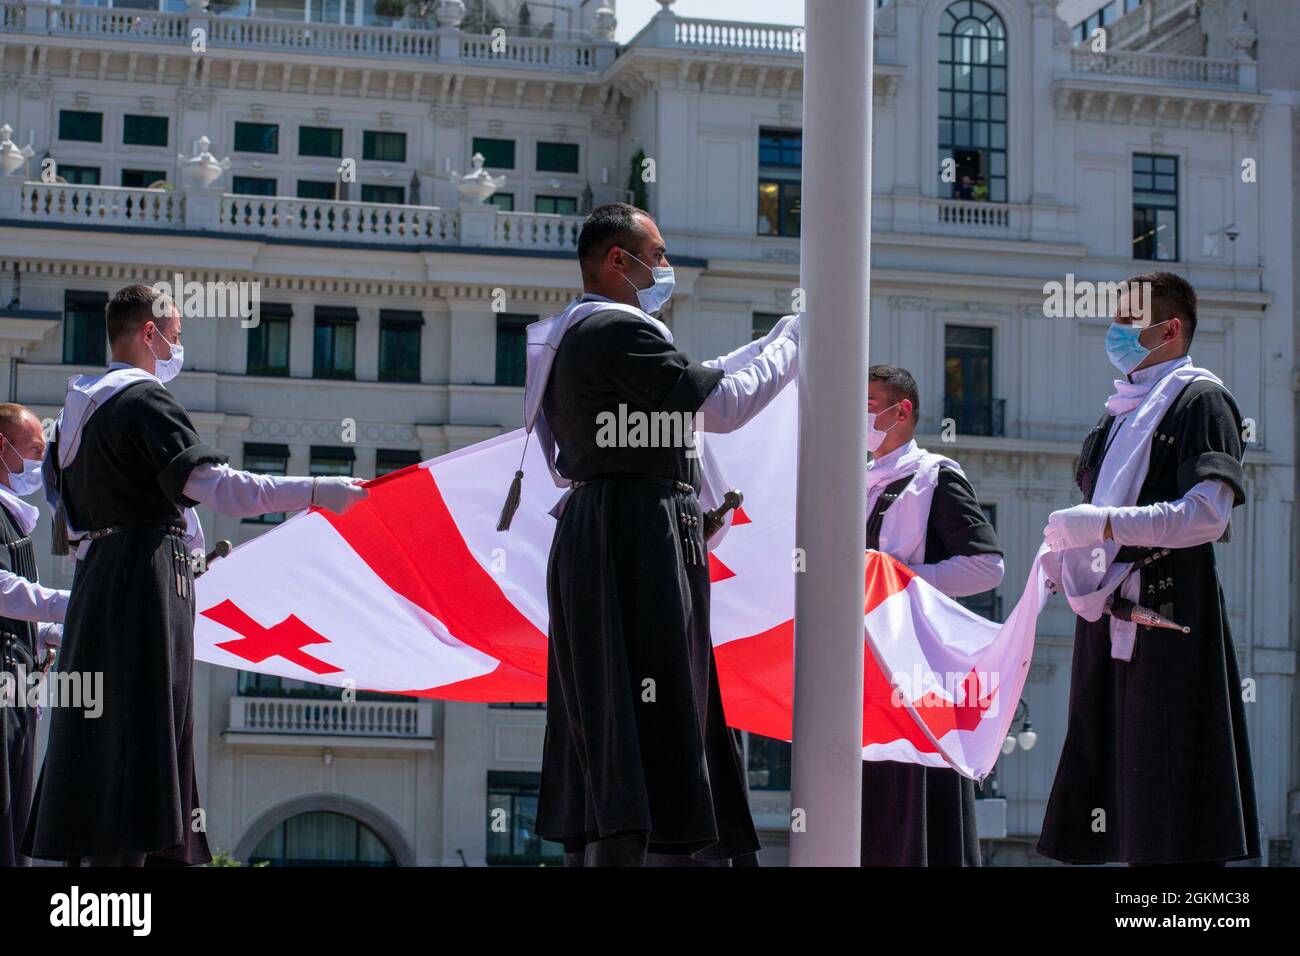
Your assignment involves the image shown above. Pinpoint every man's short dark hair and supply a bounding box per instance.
[869,365,920,419]
[1125,271,1197,343]
[577,202,646,277]
[106,283,168,347]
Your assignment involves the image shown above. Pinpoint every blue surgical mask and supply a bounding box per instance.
[621,250,675,314]
[1105,320,1168,374]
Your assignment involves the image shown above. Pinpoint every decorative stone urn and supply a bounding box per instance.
[454,152,506,204]
[178,135,231,188]
[0,125,34,176]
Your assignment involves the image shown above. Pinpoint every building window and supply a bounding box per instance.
[1074,1,1123,44]
[361,183,405,205]
[297,180,336,200]
[944,325,1003,437]
[247,303,291,377]
[534,195,577,215]
[495,314,533,387]
[486,772,564,866]
[487,192,515,212]
[939,1,1007,203]
[473,137,515,169]
[242,443,289,524]
[757,128,801,237]
[123,114,168,147]
[59,165,100,185]
[536,141,579,173]
[957,503,1002,621]
[248,811,397,867]
[121,169,166,189]
[363,130,406,162]
[310,446,355,478]
[58,110,102,143]
[313,306,357,380]
[378,309,422,383]
[752,311,784,341]
[375,449,422,477]
[234,121,279,154]
[747,733,792,791]
[299,125,343,158]
[1132,153,1178,262]
[232,176,277,196]
[62,290,107,366]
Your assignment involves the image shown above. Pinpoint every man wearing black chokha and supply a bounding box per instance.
[23,284,369,867]
[861,365,1003,866]
[501,203,800,866]
[0,403,71,867]
[1037,272,1260,866]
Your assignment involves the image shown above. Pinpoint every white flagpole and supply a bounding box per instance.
[789,0,872,866]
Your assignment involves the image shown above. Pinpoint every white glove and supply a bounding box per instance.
[311,477,369,515]
[1043,504,1111,552]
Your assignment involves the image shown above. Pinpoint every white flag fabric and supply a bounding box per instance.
[194,385,1049,779]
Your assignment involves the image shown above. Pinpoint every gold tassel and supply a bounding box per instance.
[497,470,524,532]
[51,501,70,556]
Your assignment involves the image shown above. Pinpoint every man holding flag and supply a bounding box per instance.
[503,203,800,866]
[1037,272,1260,865]
[24,284,368,866]
[861,365,1003,866]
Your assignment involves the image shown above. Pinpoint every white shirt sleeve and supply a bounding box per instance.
[911,553,1005,599]
[702,314,796,374]
[182,463,315,519]
[1108,479,1235,549]
[0,569,69,623]
[37,622,63,655]
[696,315,799,434]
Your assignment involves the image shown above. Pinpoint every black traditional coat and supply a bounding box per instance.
[24,380,225,865]
[1037,379,1260,864]
[534,308,761,862]
[0,502,41,867]
[861,466,1001,866]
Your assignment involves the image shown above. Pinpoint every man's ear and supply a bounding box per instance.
[899,399,914,424]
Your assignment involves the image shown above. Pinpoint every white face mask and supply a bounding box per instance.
[149,332,184,384]
[0,437,43,497]
[867,402,901,454]
[620,249,675,314]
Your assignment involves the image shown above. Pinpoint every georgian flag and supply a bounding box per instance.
[194,386,1050,779]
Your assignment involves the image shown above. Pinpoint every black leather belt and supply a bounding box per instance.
[82,522,187,540]
[570,474,697,496]
[568,474,705,566]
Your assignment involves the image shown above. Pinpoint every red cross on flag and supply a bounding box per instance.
[194,386,1051,780]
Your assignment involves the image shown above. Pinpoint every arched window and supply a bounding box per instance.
[249,811,398,867]
[938,1,1007,203]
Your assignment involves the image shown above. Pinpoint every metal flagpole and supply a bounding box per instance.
[789,0,873,867]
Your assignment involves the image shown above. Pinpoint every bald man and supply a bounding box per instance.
[0,403,69,867]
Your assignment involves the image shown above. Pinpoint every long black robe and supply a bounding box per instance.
[23,380,226,865]
[861,467,1000,866]
[534,308,761,862]
[1037,379,1260,865]
[0,502,41,867]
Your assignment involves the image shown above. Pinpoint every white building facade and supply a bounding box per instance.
[0,0,1294,865]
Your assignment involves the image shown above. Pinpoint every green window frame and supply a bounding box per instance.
[494,313,533,387]
[1132,153,1179,262]
[299,125,343,158]
[297,180,336,200]
[121,169,166,188]
[247,303,292,377]
[375,449,422,477]
[472,137,515,169]
[310,445,355,478]
[58,110,102,143]
[232,176,277,196]
[534,195,577,215]
[535,141,578,173]
[363,130,406,162]
[378,309,422,383]
[62,290,107,366]
[123,114,168,147]
[313,306,357,380]
[487,192,515,212]
[59,165,100,185]
[234,121,280,154]
[360,183,405,205]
